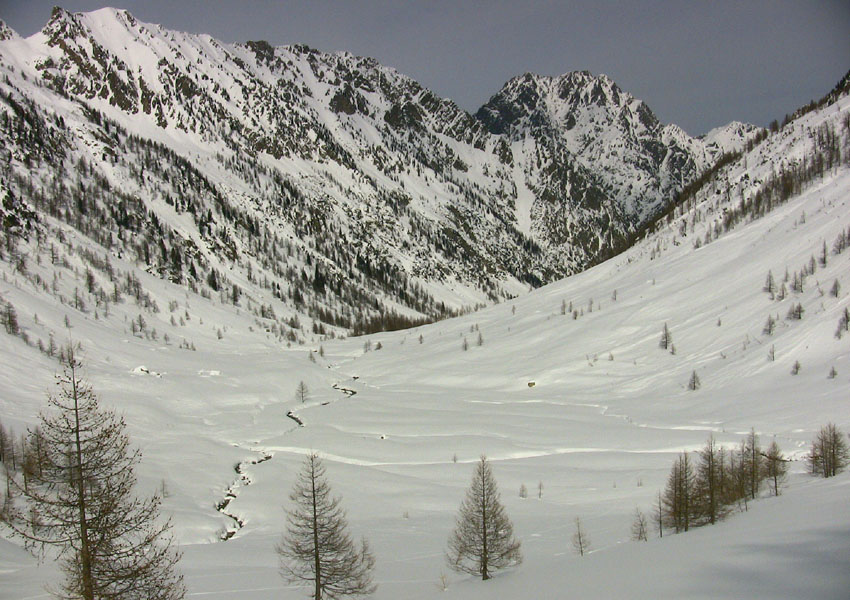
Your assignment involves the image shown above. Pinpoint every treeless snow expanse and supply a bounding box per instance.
[2,165,849,598]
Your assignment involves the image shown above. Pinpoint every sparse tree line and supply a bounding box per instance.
[718,120,849,236]
[633,80,849,265]
[757,225,848,375]
[646,426,848,538]
[774,70,850,129]
[556,294,608,321]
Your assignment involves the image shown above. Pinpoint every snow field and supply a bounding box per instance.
[2,166,849,598]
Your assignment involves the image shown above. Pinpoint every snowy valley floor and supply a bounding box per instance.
[2,171,850,598]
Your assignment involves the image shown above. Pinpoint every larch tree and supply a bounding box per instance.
[696,435,721,525]
[630,508,648,542]
[731,439,750,511]
[571,517,591,556]
[277,453,376,600]
[745,429,762,500]
[654,492,664,538]
[762,440,788,495]
[447,456,521,580]
[687,370,701,391]
[764,270,775,297]
[659,323,672,351]
[662,452,695,533]
[295,381,310,404]
[808,423,850,478]
[1,350,185,600]
[763,315,776,336]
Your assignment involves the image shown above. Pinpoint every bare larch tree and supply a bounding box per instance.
[295,381,310,404]
[1,351,184,600]
[762,440,788,495]
[447,455,521,580]
[808,423,850,477]
[571,516,591,556]
[277,453,376,600]
[630,508,648,542]
[661,451,695,533]
[659,322,672,350]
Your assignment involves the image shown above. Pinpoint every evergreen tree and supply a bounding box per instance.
[1,351,184,600]
[277,453,376,599]
[447,456,521,580]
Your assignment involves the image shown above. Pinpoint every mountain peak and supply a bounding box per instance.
[0,8,770,328]
[43,6,85,42]
[475,69,642,136]
[43,6,148,46]
[701,121,763,153]
[0,20,20,41]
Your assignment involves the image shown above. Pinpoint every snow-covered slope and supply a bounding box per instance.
[0,7,761,333]
[1,69,848,598]
[701,120,763,154]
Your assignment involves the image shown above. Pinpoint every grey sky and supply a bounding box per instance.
[2,1,848,135]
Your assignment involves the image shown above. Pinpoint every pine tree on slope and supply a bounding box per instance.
[447,456,522,580]
[277,453,376,600]
[1,350,184,600]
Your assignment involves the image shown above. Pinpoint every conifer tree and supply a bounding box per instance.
[277,453,376,599]
[744,429,762,500]
[571,517,591,556]
[295,381,310,404]
[661,452,695,533]
[762,440,787,496]
[630,508,648,542]
[447,456,521,580]
[687,370,701,391]
[1,350,184,600]
[696,435,722,525]
[763,315,776,335]
[659,323,672,350]
[807,423,850,478]
[764,270,775,297]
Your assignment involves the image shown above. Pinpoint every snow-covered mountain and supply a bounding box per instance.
[0,7,760,335]
[701,120,764,154]
[1,49,848,598]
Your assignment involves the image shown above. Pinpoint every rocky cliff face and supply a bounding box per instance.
[0,7,759,332]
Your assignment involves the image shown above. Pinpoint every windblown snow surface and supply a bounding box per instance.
[2,149,850,597]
